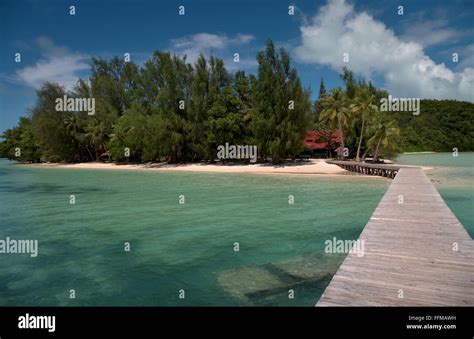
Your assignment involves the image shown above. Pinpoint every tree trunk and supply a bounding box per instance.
[373,136,382,162]
[356,115,365,162]
[361,147,370,161]
[337,117,345,160]
[85,146,94,162]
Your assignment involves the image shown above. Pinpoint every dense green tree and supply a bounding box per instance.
[251,40,311,163]
[88,58,140,160]
[188,55,210,160]
[206,87,247,160]
[90,57,139,114]
[233,70,253,139]
[206,57,250,161]
[392,100,474,152]
[0,117,41,162]
[30,83,79,162]
[2,50,472,164]
[145,51,192,162]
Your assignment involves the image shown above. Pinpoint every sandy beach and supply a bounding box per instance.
[35,159,356,176]
[30,159,433,176]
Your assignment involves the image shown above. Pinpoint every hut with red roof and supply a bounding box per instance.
[302,130,343,158]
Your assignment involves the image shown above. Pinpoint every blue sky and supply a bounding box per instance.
[1,0,473,133]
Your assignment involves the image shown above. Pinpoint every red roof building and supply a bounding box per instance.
[303,130,342,150]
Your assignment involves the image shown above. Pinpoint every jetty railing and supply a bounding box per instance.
[327,160,400,178]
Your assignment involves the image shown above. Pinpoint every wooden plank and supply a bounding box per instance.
[316,167,474,306]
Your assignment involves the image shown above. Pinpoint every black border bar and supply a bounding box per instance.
[0,307,473,337]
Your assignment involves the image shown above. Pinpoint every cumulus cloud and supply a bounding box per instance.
[401,18,462,48]
[456,44,474,70]
[170,33,257,70]
[294,0,474,102]
[16,36,89,90]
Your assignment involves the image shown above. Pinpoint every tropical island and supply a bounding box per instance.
[1,40,473,170]
[1,0,473,314]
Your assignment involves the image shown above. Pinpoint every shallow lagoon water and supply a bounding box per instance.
[0,159,388,306]
[0,153,471,306]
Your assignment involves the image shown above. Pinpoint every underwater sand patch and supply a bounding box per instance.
[217,252,346,304]
[217,266,288,303]
[269,253,345,280]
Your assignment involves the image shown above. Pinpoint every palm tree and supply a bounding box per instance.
[367,118,400,162]
[350,88,379,162]
[319,88,351,159]
[86,120,109,161]
[64,114,82,162]
[65,114,79,137]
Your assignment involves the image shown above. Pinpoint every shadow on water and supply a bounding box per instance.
[0,169,13,176]
[0,183,110,194]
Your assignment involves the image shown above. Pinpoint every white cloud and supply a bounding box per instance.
[295,0,474,102]
[401,18,461,48]
[456,44,474,70]
[16,37,89,90]
[170,33,257,70]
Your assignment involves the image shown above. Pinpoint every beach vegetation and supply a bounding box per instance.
[1,41,473,164]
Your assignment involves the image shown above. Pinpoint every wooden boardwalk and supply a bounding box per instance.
[317,167,474,306]
[327,160,401,178]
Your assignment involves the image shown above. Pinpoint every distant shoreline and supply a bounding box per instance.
[402,151,437,154]
[7,158,436,176]
[38,159,348,174]
[18,159,382,177]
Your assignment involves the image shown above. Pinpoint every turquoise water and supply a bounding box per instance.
[0,159,389,306]
[1,153,471,306]
[396,152,474,238]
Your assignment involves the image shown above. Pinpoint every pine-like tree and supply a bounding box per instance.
[319,77,326,98]
[251,40,311,163]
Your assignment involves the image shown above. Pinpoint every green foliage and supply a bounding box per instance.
[0,117,41,162]
[392,100,474,152]
[349,87,379,161]
[30,83,79,162]
[251,40,311,162]
[367,115,401,161]
[143,51,192,162]
[2,48,472,165]
[340,67,356,99]
[314,72,472,160]
[319,88,351,158]
[318,78,326,98]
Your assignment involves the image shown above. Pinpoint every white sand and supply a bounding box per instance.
[37,159,355,176]
[35,159,433,176]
